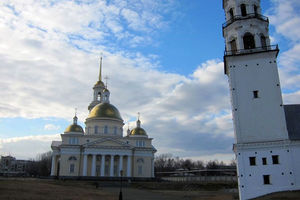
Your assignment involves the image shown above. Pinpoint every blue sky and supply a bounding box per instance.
[0,0,299,161]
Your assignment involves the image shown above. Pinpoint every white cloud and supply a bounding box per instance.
[44,124,60,131]
[267,0,300,103]
[0,134,60,159]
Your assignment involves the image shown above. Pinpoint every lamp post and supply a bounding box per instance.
[119,170,123,200]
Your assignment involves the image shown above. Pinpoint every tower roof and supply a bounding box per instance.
[94,56,105,87]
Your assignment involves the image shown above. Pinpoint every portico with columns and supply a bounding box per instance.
[50,58,156,178]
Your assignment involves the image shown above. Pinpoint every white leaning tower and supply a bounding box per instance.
[222,0,300,199]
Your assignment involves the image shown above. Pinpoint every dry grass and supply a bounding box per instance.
[0,178,239,200]
[0,178,115,200]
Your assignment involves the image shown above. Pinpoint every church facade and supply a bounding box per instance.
[50,59,156,178]
[223,0,300,199]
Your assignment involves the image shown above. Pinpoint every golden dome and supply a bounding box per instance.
[94,80,105,87]
[88,103,122,120]
[130,127,147,136]
[65,124,84,133]
[103,88,109,92]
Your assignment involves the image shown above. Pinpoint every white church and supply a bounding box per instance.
[223,0,300,199]
[50,59,156,178]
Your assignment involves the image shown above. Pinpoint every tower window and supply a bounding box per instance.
[95,126,98,134]
[249,157,256,166]
[263,175,270,184]
[113,127,117,135]
[229,8,234,19]
[261,35,267,49]
[97,92,101,101]
[254,5,258,15]
[243,33,255,49]
[272,155,279,164]
[262,157,267,165]
[241,4,247,16]
[230,39,237,53]
[253,90,259,98]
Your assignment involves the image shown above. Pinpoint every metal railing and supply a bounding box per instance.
[224,45,279,56]
[223,13,269,28]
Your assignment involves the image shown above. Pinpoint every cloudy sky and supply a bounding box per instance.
[0,0,299,162]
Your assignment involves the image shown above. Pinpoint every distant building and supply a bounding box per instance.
[0,156,29,176]
[50,59,156,178]
[223,0,300,199]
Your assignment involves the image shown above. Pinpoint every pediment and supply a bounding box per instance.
[83,137,133,149]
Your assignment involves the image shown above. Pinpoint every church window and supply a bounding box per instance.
[88,127,90,134]
[272,155,279,164]
[262,157,267,165]
[95,126,98,134]
[241,4,247,16]
[243,33,255,49]
[104,126,108,134]
[253,90,259,98]
[263,175,270,184]
[70,164,75,173]
[68,156,77,161]
[249,157,256,166]
[69,137,78,145]
[114,127,117,135]
[138,165,143,175]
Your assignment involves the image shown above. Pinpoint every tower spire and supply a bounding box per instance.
[99,56,102,81]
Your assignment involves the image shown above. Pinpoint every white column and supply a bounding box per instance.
[110,155,114,177]
[50,155,56,176]
[119,155,123,176]
[151,158,155,178]
[100,154,105,176]
[91,154,96,177]
[127,155,131,177]
[83,154,88,176]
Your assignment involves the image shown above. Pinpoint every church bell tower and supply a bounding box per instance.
[88,57,107,112]
[223,0,288,143]
[222,1,296,199]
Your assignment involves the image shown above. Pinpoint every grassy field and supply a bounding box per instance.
[0,178,299,200]
[0,178,238,200]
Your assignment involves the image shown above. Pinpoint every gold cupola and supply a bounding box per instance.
[64,114,84,134]
[130,114,147,136]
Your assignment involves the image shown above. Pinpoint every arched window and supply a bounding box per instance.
[113,126,117,135]
[68,156,77,161]
[230,39,237,53]
[254,5,258,15]
[241,4,247,16]
[97,92,101,101]
[243,33,255,49]
[260,34,267,49]
[229,8,234,19]
[94,126,98,134]
[104,125,108,134]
